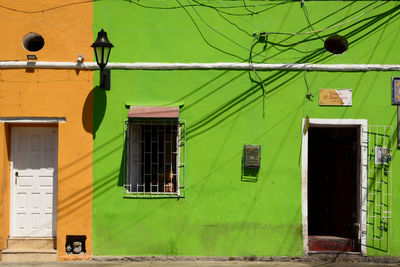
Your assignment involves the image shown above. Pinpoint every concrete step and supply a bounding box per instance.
[7,238,55,250]
[308,235,354,252]
[2,238,57,262]
[2,248,57,262]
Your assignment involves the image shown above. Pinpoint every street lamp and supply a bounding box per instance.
[91,29,114,90]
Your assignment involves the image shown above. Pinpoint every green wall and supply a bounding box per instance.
[93,0,400,256]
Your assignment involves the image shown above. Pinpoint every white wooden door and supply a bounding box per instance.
[11,127,58,237]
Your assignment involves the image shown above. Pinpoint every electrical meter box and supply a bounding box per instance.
[243,145,261,169]
[375,146,388,165]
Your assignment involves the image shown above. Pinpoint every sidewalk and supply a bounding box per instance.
[0,261,397,267]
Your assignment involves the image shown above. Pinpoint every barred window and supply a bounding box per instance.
[124,106,185,197]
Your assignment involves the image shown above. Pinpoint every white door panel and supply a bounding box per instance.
[11,127,58,237]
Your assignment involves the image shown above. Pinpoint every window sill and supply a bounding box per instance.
[123,192,184,199]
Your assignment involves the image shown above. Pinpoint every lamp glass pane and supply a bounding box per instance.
[103,46,111,64]
[93,47,99,65]
[95,46,104,65]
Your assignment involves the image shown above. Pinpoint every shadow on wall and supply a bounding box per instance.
[82,87,107,139]
[241,167,258,182]
[118,144,125,187]
[241,149,259,183]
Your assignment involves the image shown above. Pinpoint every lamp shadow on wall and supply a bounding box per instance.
[82,86,107,139]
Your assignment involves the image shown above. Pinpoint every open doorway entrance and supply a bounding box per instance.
[302,119,368,255]
[307,126,360,252]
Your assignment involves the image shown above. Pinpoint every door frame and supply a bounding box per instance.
[301,118,367,255]
[10,126,58,238]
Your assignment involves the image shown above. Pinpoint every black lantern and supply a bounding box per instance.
[91,29,114,90]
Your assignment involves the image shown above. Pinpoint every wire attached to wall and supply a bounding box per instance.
[304,73,313,101]
[0,0,390,38]
[177,0,246,60]
[242,0,256,15]
[303,3,314,103]
[302,5,325,44]
[249,33,265,89]
[264,0,390,37]
[249,32,267,117]
[189,2,250,51]
[0,0,92,14]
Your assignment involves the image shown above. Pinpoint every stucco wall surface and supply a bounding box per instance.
[92,0,400,257]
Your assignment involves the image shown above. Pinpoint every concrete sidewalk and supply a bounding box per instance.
[0,262,398,267]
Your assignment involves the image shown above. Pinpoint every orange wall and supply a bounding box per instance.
[0,124,10,259]
[0,0,93,259]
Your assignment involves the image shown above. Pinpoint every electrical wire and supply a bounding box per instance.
[264,1,367,45]
[0,0,194,13]
[302,5,325,44]
[265,0,390,36]
[190,0,281,16]
[249,35,263,86]
[177,0,246,60]
[304,72,313,100]
[303,4,319,103]
[267,41,313,54]
[304,19,312,102]
[242,0,256,15]
[0,0,389,38]
[189,2,250,51]
[0,0,92,14]
[248,33,265,117]
[214,8,253,37]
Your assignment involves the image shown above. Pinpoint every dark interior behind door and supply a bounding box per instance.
[308,127,360,252]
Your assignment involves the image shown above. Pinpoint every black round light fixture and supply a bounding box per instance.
[91,29,114,70]
[324,35,348,55]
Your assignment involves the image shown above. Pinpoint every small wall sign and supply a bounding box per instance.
[392,77,400,105]
[319,89,352,106]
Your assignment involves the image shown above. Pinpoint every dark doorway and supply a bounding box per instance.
[308,126,360,252]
